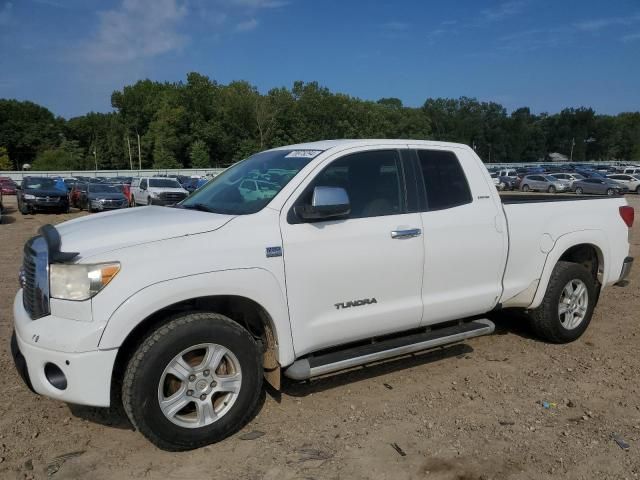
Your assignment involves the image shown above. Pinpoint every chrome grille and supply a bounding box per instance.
[159,192,187,202]
[22,236,50,320]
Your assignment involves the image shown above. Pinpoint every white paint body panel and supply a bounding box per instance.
[11,139,632,408]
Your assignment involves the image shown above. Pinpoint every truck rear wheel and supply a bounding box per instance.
[122,312,263,451]
[529,261,597,343]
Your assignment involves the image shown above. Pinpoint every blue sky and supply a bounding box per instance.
[1,0,639,118]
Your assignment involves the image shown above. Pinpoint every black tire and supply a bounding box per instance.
[575,187,583,195]
[131,196,136,207]
[529,261,597,344]
[548,185,556,194]
[522,184,530,192]
[19,202,29,215]
[606,188,614,196]
[122,312,263,451]
[147,196,152,206]
[636,186,640,194]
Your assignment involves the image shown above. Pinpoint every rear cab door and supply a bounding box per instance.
[408,145,508,324]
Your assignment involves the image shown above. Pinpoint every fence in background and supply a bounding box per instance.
[0,160,637,182]
[0,168,226,182]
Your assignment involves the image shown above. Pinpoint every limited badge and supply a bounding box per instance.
[266,246,283,258]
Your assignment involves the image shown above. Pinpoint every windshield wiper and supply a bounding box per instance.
[179,203,216,213]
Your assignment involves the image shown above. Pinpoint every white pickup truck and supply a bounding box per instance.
[11,140,634,451]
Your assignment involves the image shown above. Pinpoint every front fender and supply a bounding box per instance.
[97,268,296,366]
[528,230,609,310]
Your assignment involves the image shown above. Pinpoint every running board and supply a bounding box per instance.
[284,319,495,380]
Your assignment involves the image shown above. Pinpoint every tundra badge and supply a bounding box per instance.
[335,298,378,310]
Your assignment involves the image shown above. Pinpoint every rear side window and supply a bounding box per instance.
[416,150,472,211]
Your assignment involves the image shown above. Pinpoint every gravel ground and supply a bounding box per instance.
[0,195,639,480]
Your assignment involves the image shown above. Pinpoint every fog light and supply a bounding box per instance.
[44,363,67,390]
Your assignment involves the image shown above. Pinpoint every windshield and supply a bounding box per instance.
[88,184,120,193]
[180,149,320,214]
[573,174,585,180]
[23,178,56,189]
[545,175,559,181]
[149,178,182,188]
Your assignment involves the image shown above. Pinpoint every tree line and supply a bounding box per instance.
[0,72,638,171]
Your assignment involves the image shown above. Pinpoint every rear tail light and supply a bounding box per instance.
[619,206,635,228]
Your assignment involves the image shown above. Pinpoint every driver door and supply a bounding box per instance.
[280,148,424,356]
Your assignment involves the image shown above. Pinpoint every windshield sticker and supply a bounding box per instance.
[285,150,323,159]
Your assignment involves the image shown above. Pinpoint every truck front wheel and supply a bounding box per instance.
[529,261,597,343]
[122,312,263,451]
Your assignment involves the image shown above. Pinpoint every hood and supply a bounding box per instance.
[88,192,126,200]
[24,188,67,196]
[55,206,235,260]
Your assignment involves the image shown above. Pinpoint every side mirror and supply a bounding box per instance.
[295,186,351,221]
[141,185,147,191]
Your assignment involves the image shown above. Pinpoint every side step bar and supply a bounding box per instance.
[284,319,495,380]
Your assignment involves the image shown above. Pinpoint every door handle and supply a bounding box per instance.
[391,228,422,239]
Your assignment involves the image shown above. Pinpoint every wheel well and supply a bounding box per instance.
[110,295,281,406]
[558,244,603,283]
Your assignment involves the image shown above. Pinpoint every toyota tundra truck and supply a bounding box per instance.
[11,140,634,451]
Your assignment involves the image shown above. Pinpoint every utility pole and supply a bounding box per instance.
[570,137,575,162]
[137,132,142,171]
[93,147,97,171]
[127,136,133,170]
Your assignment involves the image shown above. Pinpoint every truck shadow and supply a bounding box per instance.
[486,309,540,341]
[282,343,473,398]
[67,389,268,433]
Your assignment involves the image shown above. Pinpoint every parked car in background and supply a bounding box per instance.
[0,177,17,195]
[184,177,209,193]
[520,175,570,193]
[499,175,518,190]
[113,183,131,204]
[623,167,640,175]
[85,183,129,212]
[607,174,640,194]
[62,178,78,192]
[573,178,628,196]
[490,172,505,190]
[16,177,70,214]
[548,173,585,190]
[497,169,518,179]
[130,177,189,206]
[70,182,88,209]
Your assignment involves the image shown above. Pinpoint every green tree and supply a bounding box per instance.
[189,139,210,168]
[0,146,11,170]
[32,139,86,170]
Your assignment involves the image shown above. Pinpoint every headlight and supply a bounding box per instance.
[24,194,35,200]
[50,262,120,301]
[150,191,160,198]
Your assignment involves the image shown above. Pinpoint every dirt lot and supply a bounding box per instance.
[0,194,639,480]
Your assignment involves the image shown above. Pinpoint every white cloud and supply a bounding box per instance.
[0,1,13,26]
[382,21,410,32]
[621,32,640,42]
[236,17,258,31]
[227,0,287,8]
[574,13,640,32]
[84,0,188,63]
[481,1,526,22]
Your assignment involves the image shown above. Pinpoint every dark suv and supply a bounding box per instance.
[17,177,70,215]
